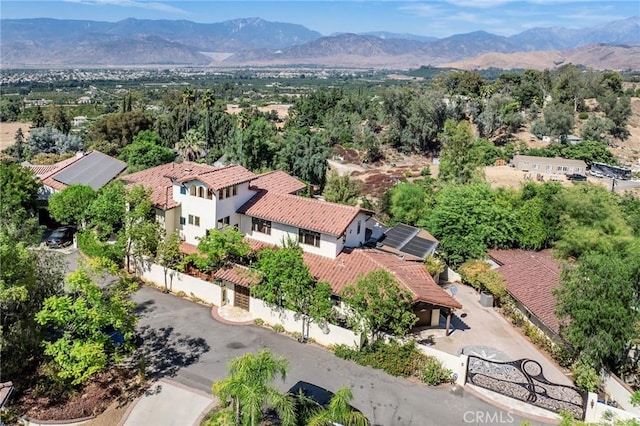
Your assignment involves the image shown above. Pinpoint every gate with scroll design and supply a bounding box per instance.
[466,356,587,419]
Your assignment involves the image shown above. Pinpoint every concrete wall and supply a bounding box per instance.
[417,343,468,386]
[602,370,640,415]
[135,260,222,306]
[250,297,362,348]
[592,402,640,424]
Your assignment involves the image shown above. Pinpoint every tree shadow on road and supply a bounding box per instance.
[134,325,210,380]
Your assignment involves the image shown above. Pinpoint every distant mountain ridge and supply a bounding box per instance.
[1,16,638,69]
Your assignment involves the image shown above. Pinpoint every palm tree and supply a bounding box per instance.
[201,89,215,147]
[306,387,369,426]
[212,349,296,426]
[175,129,206,162]
[182,87,196,132]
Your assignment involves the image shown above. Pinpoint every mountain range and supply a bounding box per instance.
[1,16,638,70]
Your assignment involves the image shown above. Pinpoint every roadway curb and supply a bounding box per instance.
[210,306,254,326]
[464,385,559,424]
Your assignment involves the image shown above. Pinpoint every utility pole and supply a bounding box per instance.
[611,177,617,193]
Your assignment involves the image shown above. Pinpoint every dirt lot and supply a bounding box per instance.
[0,121,31,150]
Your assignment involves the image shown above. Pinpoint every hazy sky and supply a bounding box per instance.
[2,1,638,38]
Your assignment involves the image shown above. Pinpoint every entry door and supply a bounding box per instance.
[234,285,250,310]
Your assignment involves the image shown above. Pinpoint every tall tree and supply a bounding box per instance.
[87,180,127,239]
[123,186,161,272]
[182,87,196,133]
[212,349,296,426]
[119,130,175,172]
[278,129,329,188]
[322,171,361,206]
[50,106,71,135]
[227,116,277,171]
[427,184,516,266]
[0,232,65,380]
[341,269,417,342]
[253,246,333,339]
[175,128,207,162]
[201,89,215,147]
[36,267,137,385]
[13,128,24,161]
[543,103,574,142]
[438,120,482,185]
[555,248,640,371]
[48,184,97,227]
[0,160,42,244]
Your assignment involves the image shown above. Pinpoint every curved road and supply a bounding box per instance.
[131,286,541,426]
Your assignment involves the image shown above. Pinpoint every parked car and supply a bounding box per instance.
[567,173,587,181]
[45,226,76,248]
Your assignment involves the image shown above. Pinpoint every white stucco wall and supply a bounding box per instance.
[240,218,339,258]
[176,180,216,244]
[344,212,369,248]
[135,260,222,306]
[215,182,254,228]
[250,298,362,347]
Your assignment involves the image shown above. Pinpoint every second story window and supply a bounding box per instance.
[180,186,187,195]
[298,228,320,247]
[217,216,230,229]
[252,218,271,235]
[190,186,196,196]
[232,185,238,196]
[218,189,224,200]
[188,215,200,227]
[198,186,205,198]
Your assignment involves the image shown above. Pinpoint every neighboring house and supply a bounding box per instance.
[125,161,462,331]
[72,116,88,127]
[510,155,587,175]
[25,150,127,200]
[541,134,581,144]
[488,249,562,339]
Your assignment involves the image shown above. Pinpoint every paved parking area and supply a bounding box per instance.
[427,284,572,385]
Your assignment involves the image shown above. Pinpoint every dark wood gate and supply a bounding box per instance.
[466,356,587,419]
[234,285,250,310]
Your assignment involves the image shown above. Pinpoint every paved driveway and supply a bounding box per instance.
[130,286,543,426]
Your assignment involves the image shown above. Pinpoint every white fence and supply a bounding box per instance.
[135,259,222,306]
[135,260,362,348]
[250,297,363,348]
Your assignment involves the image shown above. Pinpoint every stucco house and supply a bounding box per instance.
[122,162,462,332]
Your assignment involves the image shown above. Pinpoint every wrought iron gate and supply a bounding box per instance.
[466,356,587,419]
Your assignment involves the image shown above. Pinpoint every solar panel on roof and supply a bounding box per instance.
[402,238,437,259]
[54,152,126,190]
[379,223,439,259]
[383,223,419,250]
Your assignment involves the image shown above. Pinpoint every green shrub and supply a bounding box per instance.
[631,390,640,407]
[77,230,124,266]
[291,331,302,341]
[176,291,186,298]
[271,324,285,333]
[578,112,588,120]
[420,166,432,177]
[424,255,446,278]
[334,340,450,384]
[253,318,264,326]
[418,357,452,385]
[571,360,601,392]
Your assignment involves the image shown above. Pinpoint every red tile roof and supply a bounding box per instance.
[121,162,251,210]
[177,164,256,191]
[180,236,460,309]
[250,170,307,194]
[488,249,561,334]
[239,191,371,237]
[121,162,196,209]
[214,265,260,288]
[302,248,462,309]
